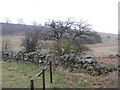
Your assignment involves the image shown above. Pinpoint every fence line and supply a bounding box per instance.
[50,61,52,83]
[30,61,53,90]
[2,51,53,90]
[42,69,45,90]
[30,79,34,90]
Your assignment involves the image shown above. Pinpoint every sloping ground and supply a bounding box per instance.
[72,71,118,88]
[55,66,118,88]
[2,57,118,88]
[2,35,24,51]
[1,33,118,88]
[2,61,94,88]
[87,71,118,88]
[52,55,118,88]
[97,57,118,65]
[1,23,42,35]
[98,32,118,39]
[88,38,118,57]
[2,34,118,55]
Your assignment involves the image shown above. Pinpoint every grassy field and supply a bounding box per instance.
[87,38,118,57]
[2,35,24,51]
[2,61,94,88]
[2,61,118,88]
[2,34,118,88]
[2,35,118,57]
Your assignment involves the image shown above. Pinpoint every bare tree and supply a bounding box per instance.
[46,19,101,43]
[17,18,24,24]
[45,18,73,41]
[72,20,92,40]
[71,19,102,44]
[4,17,11,23]
[46,18,102,56]
[32,21,37,26]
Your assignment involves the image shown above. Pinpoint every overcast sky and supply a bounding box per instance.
[0,0,119,34]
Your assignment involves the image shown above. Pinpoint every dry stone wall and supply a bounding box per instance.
[2,51,117,76]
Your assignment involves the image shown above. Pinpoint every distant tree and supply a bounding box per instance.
[17,18,25,24]
[32,21,38,30]
[32,21,38,26]
[92,33,102,43]
[21,30,40,52]
[107,36,111,39]
[4,17,11,23]
[72,20,102,44]
[38,23,42,26]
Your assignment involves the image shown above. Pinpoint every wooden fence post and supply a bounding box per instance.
[30,79,34,90]
[50,61,53,83]
[42,69,45,90]
[22,54,24,61]
[11,51,13,59]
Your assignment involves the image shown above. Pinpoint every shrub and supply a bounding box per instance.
[21,30,40,52]
[49,39,74,56]
[49,39,90,57]
[73,44,90,56]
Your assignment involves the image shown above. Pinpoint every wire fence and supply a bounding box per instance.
[29,61,53,90]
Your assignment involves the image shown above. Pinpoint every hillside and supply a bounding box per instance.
[98,32,118,39]
[1,23,44,35]
[1,23,118,39]
[2,61,118,88]
[1,23,118,88]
